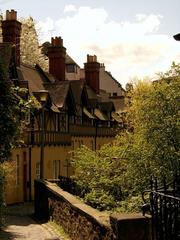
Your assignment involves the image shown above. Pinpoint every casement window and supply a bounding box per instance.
[55,113,60,131]
[16,154,20,185]
[64,159,71,177]
[53,160,61,179]
[60,114,67,132]
[36,162,40,179]
[66,64,77,73]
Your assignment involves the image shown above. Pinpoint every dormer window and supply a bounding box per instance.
[66,64,77,73]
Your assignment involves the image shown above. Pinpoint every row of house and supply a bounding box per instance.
[0,10,126,204]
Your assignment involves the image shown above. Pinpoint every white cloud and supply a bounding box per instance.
[36,6,180,86]
[64,5,77,13]
[0,0,14,4]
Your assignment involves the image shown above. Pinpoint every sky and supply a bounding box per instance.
[1,0,180,86]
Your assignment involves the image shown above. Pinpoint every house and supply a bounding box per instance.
[0,10,124,204]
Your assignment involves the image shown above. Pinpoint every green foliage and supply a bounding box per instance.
[71,145,125,210]
[0,57,33,223]
[0,60,19,163]
[71,63,180,212]
[126,74,180,191]
[84,189,117,211]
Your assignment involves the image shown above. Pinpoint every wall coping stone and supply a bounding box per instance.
[110,213,151,221]
[44,180,110,227]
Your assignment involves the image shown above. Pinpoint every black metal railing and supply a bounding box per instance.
[142,176,180,240]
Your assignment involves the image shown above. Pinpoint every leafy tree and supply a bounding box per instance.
[0,55,19,224]
[126,71,180,192]
[20,17,48,71]
[71,145,124,210]
[71,63,180,212]
[0,47,34,224]
[0,60,19,163]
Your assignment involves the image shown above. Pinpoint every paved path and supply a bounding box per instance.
[0,203,62,240]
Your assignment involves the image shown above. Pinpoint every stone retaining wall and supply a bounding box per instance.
[34,180,151,240]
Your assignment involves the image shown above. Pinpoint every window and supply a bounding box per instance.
[55,113,59,131]
[66,64,76,73]
[53,160,61,179]
[36,162,40,179]
[16,154,20,185]
[64,159,71,177]
[112,92,117,97]
[60,114,67,131]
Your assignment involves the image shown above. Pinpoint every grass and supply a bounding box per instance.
[44,220,71,240]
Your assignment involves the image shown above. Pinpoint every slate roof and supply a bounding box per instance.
[86,85,99,100]
[18,64,45,94]
[7,58,118,118]
[112,97,126,113]
[44,81,70,109]
[99,102,114,112]
[69,80,84,105]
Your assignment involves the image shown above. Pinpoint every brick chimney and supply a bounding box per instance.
[47,37,66,81]
[84,55,100,94]
[2,10,22,66]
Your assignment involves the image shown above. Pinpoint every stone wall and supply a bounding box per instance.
[110,213,152,240]
[34,180,151,240]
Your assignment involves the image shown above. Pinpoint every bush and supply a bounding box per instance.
[84,189,117,211]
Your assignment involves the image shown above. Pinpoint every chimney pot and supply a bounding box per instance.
[6,10,17,20]
[51,37,63,47]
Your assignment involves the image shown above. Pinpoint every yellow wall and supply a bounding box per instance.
[5,148,27,204]
[5,145,71,203]
[5,135,115,204]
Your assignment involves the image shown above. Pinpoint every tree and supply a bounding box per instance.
[20,17,48,71]
[126,70,180,191]
[0,54,20,224]
[0,59,19,163]
[71,145,124,210]
[0,45,34,224]
[71,63,180,212]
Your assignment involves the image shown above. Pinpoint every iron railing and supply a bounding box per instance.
[142,176,180,240]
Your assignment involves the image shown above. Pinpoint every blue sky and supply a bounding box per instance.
[1,0,180,86]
